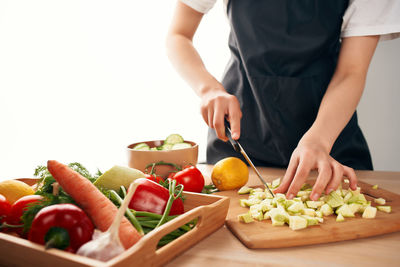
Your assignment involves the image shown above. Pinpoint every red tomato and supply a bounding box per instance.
[0,194,12,225]
[172,166,205,193]
[145,174,164,183]
[167,172,176,179]
[6,195,43,225]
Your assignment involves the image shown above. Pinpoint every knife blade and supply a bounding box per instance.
[224,120,275,197]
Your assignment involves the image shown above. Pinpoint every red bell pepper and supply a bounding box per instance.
[128,178,184,216]
[28,204,94,253]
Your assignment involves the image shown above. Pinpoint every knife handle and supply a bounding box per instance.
[224,119,241,153]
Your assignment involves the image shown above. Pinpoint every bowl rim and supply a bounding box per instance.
[127,140,198,152]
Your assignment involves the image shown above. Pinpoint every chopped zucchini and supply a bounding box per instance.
[287,202,305,213]
[269,207,289,223]
[289,216,307,230]
[239,199,248,207]
[260,199,274,212]
[271,178,281,189]
[343,191,353,203]
[315,211,323,218]
[306,201,324,209]
[320,204,333,216]
[335,204,355,218]
[238,186,253,195]
[303,208,316,217]
[300,183,312,191]
[251,191,266,200]
[362,206,377,219]
[348,193,367,205]
[374,198,386,205]
[348,203,362,214]
[377,206,391,213]
[302,215,319,226]
[326,191,344,208]
[238,212,254,223]
[336,213,345,222]
[271,218,285,226]
[264,189,274,199]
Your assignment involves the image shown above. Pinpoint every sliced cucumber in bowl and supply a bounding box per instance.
[132,143,150,151]
[164,134,184,145]
[132,134,193,151]
[171,142,192,150]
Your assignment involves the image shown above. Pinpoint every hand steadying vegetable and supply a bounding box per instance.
[28,204,94,253]
[77,182,139,261]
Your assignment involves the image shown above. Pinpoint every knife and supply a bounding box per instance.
[224,120,275,197]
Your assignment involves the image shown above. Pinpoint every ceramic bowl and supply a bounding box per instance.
[127,140,198,178]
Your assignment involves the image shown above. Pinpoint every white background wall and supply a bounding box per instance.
[358,38,400,171]
[0,1,399,181]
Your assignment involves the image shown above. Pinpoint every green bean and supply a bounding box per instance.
[110,190,144,235]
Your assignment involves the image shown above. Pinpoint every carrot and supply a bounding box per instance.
[47,160,142,249]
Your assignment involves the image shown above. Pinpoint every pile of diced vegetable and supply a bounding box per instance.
[237,178,392,231]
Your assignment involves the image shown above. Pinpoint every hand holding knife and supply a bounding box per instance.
[224,119,275,197]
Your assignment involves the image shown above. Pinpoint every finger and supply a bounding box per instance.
[325,162,343,195]
[274,155,299,194]
[343,166,357,190]
[213,103,228,141]
[201,108,209,126]
[310,162,332,201]
[286,158,312,199]
[228,100,241,140]
[208,108,214,129]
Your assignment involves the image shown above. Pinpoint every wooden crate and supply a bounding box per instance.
[0,179,230,267]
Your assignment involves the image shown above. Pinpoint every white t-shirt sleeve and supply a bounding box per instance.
[341,0,400,41]
[180,0,217,14]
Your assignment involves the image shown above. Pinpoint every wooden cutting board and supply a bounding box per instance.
[216,180,400,248]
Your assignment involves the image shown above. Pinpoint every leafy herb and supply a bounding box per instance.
[202,184,218,194]
[22,162,102,232]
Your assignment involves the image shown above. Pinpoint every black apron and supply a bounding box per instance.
[206,0,373,170]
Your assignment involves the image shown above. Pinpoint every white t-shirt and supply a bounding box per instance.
[180,0,400,41]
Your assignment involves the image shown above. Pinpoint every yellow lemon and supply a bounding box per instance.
[0,180,35,204]
[211,157,249,191]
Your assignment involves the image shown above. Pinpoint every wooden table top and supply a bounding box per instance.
[167,165,400,267]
